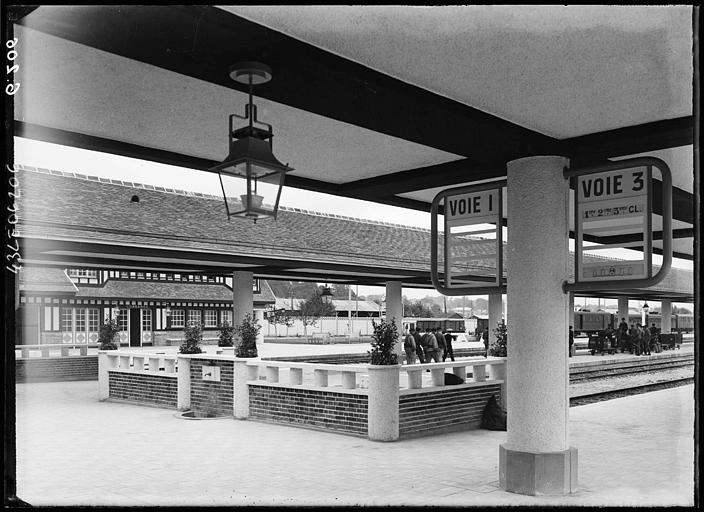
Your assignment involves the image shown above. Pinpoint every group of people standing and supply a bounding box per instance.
[403,327,455,364]
[569,317,661,357]
[616,317,660,355]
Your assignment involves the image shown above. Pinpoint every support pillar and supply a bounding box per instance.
[502,155,577,495]
[617,298,629,328]
[489,293,503,344]
[661,300,672,333]
[385,281,403,359]
[233,271,254,340]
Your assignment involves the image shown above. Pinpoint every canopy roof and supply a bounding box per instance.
[16,165,694,301]
[12,5,694,262]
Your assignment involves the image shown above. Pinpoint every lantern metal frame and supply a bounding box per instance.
[210,62,293,222]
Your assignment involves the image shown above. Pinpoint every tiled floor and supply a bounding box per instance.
[14,376,694,507]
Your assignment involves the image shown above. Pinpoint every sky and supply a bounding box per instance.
[13,137,694,306]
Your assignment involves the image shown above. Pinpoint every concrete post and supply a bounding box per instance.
[367,365,400,441]
[233,271,254,342]
[491,361,507,409]
[617,298,629,328]
[233,359,250,419]
[660,299,672,333]
[98,351,117,400]
[502,155,577,495]
[177,356,191,410]
[385,281,403,359]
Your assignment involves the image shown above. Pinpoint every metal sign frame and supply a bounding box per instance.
[431,181,507,296]
[563,156,672,293]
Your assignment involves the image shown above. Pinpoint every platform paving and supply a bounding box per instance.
[15,373,694,506]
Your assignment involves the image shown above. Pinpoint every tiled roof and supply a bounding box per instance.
[73,280,273,304]
[19,267,78,294]
[15,165,693,297]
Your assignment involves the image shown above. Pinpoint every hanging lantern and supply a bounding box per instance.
[210,62,293,222]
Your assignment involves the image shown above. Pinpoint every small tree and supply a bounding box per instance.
[298,291,336,336]
[179,322,203,354]
[368,318,399,365]
[489,321,507,357]
[217,321,235,347]
[234,313,260,358]
[268,308,294,337]
[98,317,120,350]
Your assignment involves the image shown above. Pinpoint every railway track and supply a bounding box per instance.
[570,377,694,406]
[569,353,693,382]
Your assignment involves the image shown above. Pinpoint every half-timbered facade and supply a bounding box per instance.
[18,266,275,347]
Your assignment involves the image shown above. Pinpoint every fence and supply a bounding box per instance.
[98,350,506,441]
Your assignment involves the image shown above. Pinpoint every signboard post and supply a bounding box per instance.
[564,157,672,293]
[431,181,506,295]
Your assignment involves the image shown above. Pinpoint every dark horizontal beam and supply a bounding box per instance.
[563,117,694,161]
[343,158,502,197]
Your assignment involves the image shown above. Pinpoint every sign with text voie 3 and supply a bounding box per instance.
[565,157,672,293]
[430,182,505,296]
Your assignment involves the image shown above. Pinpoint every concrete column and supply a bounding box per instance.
[98,352,117,400]
[489,293,503,344]
[254,310,265,345]
[617,298,629,328]
[367,365,400,441]
[568,293,575,327]
[385,281,403,359]
[177,356,191,410]
[502,155,577,495]
[660,300,672,333]
[233,271,254,336]
[233,359,250,419]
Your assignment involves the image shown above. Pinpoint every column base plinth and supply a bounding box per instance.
[499,444,578,495]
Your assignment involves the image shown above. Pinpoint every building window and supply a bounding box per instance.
[188,309,201,326]
[204,310,218,328]
[75,308,86,332]
[117,309,129,332]
[170,309,185,328]
[61,308,73,331]
[253,279,261,293]
[220,309,233,327]
[68,269,97,278]
[88,309,100,332]
[142,309,152,332]
[44,306,60,331]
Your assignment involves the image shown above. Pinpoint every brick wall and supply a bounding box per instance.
[248,385,369,437]
[189,358,234,416]
[16,356,98,382]
[108,371,178,408]
[399,383,501,438]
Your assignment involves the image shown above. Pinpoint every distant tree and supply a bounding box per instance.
[268,308,294,336]
[298,291,336,336]
[403,299,434,318]
[672,306,691,314]
[430,304,444,318]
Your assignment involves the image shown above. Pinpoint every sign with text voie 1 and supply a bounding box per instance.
[576,166,650,282]
[441,185,503,290]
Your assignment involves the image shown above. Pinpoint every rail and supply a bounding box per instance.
[100,350,180,374]
[399,357,506,392]
[15,343,96,358]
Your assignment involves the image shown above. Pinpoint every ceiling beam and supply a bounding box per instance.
[563,117,694,162]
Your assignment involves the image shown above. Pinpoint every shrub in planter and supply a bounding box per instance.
[368,318,399,365]
[489,321,507,357]
[218,321,235,347]
[98,318,120,350]
[179,322,204,354]
[234,313,260,358]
